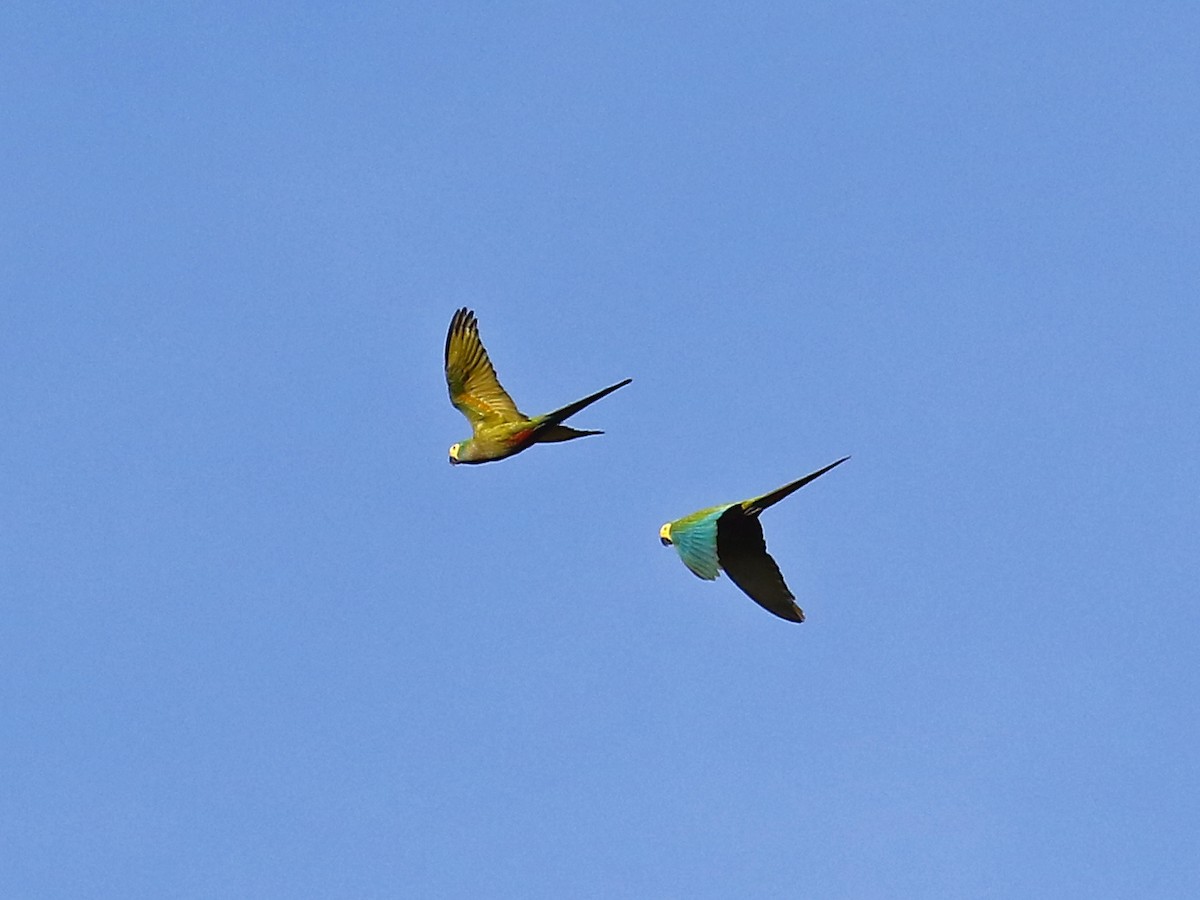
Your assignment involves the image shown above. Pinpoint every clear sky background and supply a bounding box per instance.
[4,3,1199,898]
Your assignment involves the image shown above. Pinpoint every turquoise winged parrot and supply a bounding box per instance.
[659,457,850,622]
[445,308,632,464]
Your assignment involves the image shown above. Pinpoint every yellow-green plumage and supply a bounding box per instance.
[444,308,631,464]
[659,457,849,623]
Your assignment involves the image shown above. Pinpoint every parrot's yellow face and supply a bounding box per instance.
[659,522,673,546]
[448,443,461,464]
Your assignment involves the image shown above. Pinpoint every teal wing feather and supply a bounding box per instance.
[670,506,731,581]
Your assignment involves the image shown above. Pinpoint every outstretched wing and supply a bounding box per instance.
[671,507,726,581]
[444,308,525,429]
[716,508,805,623]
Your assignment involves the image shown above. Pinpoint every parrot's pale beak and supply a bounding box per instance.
[658,523,672,546]
[448,444,461,465]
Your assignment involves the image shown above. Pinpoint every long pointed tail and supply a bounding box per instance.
[744,456,850,515]
[534,377,632,432]
[535,424,603,443]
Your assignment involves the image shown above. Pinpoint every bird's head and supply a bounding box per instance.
[659,522,673,546]
[448,443,462,465]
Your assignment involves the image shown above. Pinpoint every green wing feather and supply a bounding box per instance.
[444,308,526,429]
[670,507,729,581]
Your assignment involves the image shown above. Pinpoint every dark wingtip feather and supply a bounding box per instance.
[445,307,478,368]
[781,604,805,623]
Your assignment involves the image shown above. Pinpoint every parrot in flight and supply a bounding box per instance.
[444,308,632,464]
[658,456,849,622]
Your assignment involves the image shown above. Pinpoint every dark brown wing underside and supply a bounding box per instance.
[716,508,805,623]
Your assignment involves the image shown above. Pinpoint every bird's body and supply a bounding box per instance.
[444,308,631,464]
[659,456,849,622]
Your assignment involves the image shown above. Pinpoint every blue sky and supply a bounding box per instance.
[4,3,1199,897]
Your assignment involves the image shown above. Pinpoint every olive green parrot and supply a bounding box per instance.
[445,308,632,465]
[659,456,849,622]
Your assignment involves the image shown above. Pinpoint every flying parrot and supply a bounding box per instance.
[658,456,850,622]
[444,308,632,464]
